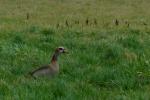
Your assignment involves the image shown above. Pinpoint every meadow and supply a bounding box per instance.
[0,0,150,99]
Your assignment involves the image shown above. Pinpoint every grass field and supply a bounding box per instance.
[0,0,150,99]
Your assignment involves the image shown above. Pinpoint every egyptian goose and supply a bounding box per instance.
[29,47,68,78]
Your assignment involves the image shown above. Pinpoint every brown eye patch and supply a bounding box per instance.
[59,48,63,50]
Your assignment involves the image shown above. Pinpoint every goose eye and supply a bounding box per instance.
[59,48,63,50]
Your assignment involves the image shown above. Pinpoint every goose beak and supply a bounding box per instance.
[63,49,68,53]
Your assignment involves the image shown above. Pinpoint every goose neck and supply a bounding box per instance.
[51,52,59,63]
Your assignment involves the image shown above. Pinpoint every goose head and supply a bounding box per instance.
[51,47,68,63]
[55,47,68,54]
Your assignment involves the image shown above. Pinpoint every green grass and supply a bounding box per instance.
[0,0,150,100]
